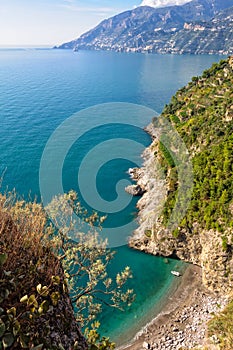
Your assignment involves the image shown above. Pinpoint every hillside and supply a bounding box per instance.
[166,6,233,54]
[129,56,233,295]
[56,0,233,54]
[0,194,87,349]
[0,191,133,349]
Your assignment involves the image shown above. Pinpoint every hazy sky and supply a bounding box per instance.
[0,0,191,47]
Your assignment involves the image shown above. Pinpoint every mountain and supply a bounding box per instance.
[57,0,233,54]
[154,6,233,54]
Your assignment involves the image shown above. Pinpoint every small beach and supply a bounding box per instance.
[119,264,228,350]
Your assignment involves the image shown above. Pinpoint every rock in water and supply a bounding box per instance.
[125,184,145,196]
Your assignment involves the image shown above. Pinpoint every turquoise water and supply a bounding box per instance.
[98,246,185,344]
[0,49,225,343]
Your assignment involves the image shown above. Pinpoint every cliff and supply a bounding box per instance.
[129,56,233,295]
[0,194,87,350]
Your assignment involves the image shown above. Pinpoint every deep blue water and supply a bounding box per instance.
[0,49,225,343]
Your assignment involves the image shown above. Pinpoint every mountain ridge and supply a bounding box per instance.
[56,0,233,55]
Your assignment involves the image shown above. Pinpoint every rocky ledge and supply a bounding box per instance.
[125,184,145,196]
[125,168,146,196]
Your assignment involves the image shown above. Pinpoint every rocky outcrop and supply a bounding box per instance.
[125,168,146,196]
[125,184,146,196]
[130,217,233,294]
[129,144,233,294]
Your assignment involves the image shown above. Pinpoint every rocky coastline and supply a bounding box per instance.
[123,57,233,349]
[127,121,233,295]
[123,126,232,348]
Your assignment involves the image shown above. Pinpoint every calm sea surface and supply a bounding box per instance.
[0,49,225,343]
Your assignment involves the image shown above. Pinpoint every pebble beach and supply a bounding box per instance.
[119,265,228,350]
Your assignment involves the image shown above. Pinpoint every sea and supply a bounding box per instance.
[0,48,225,344]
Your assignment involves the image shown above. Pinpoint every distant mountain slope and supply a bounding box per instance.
[57,0,233,54]
[166,6,233,54]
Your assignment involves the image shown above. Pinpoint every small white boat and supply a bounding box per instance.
[171,270,181,276]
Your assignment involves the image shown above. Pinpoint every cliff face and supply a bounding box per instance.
[129,57,233,295]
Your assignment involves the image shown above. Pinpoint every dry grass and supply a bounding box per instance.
[0,192,88,349]
[0,193,62,348]
[0,193,60,293]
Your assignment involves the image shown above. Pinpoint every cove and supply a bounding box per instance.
[0,48,225,344]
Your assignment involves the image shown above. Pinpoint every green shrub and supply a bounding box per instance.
[208,300,233,349]
[144,230,152,238]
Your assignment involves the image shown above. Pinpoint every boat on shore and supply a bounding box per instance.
[171,270,181,277]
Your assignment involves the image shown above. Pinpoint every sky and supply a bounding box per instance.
[0,0,191,47]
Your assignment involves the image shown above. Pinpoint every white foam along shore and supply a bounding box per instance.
[115,262,188,348]
[117,264,228,350]
[120,123,230,349]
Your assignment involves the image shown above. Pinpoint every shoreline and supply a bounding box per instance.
[118,264,228,350]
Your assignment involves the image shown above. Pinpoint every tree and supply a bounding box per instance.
[0,191,135,349]
[46,191,135,327]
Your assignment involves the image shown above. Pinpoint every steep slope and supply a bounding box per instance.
[0,194,87,349]
[56,0,233,54]
[129,57,233,295]
[163,6,233,54]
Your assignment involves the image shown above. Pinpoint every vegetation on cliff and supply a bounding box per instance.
[0,191,134,349]
[208,299,233,349]
[161,57,233,237]
[130,56,233,348]
[0,193,85,349]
